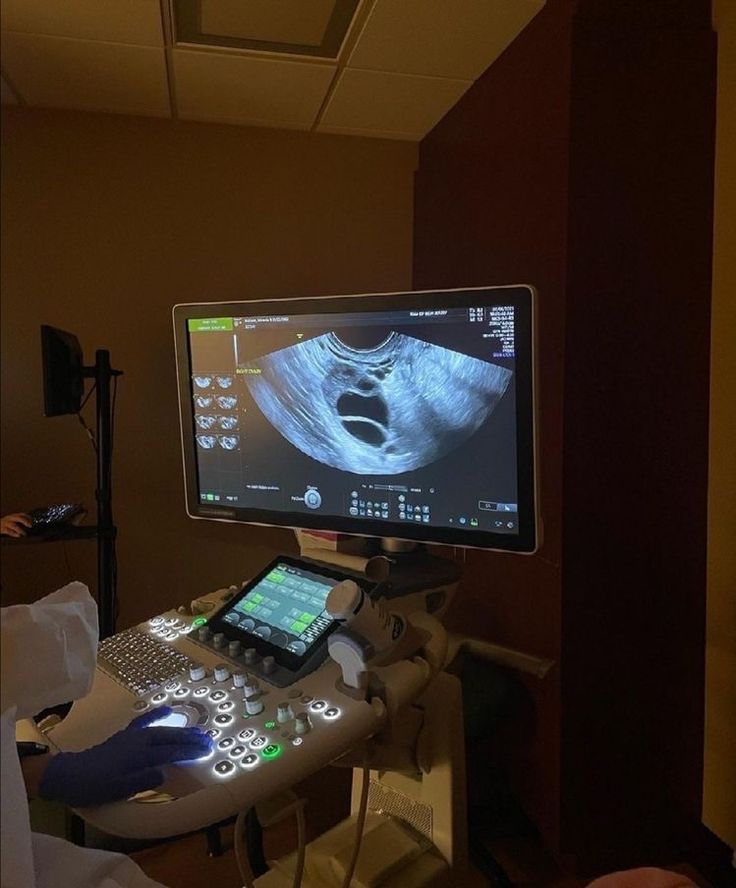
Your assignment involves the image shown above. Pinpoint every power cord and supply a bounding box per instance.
[340,760,370,888]
[234,792,307,888]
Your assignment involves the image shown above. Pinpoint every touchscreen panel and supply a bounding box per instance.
[219,561,340,659]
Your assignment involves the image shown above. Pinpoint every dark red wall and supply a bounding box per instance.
[414,0,718,873]
[560,1,716,871]
[415,0,574,850]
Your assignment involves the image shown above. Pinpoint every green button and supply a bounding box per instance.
[261,743,281,760]
[192,616,208,628]
[264,720,276,730]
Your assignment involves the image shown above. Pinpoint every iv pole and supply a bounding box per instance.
[84,350,122,641]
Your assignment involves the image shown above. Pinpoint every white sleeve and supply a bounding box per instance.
[0,582,99,719]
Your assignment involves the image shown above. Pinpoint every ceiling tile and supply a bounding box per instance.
[173,49,336,128]
[348,0,544,79]
[0,0,164,47]
[319,68,471,138]
[1,75,19,104]
[0,33,170,117]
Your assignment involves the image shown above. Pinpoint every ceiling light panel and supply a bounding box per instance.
[0,33,170,117]
[173,0,360,59]
[318,68,471,140]
[0,0,164,47]
[348,0,544,80]
[173,49,337,127]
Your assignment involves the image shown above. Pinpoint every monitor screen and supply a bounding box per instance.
[173,286,538,552]
[210,557,365,671]
[40,325,84,417]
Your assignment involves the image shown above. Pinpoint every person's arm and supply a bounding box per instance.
[0,513,32,538]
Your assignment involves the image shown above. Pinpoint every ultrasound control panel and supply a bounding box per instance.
[46,558,385,839]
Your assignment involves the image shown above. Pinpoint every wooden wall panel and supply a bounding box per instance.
[414,0,722,873]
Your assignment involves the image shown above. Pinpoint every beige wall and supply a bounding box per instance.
[0,107,416,627]
[705,1,736,851]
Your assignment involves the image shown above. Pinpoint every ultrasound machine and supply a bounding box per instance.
[37,285,540,887]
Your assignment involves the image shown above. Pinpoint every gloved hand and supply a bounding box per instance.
[39,706,213,807]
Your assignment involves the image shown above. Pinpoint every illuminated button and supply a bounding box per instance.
[287,689,302,699]
[233,672,247,688]
[218,737,235,750]
[239,728,257,742]
[250,735,268,749]
[192,616,207,628]
[150,617,164,626]
[193,686,209,697]
[210,690,227,702]
[214,714,233,726]
[310,701,326,712]
[164,679,180,692]
[292,737,303,747]
[261,744,281,760]
[133,700,148,711]
[241,754,258,768]
[206,728,221,738]
[174,687,190,699]
[218,701,234,712]
[152,692,167,704]
[324,708,340,719]
[165,617,178,626]
[229,745,246,757]
[214,760,235,776]
[264,720,276,730]
[300,696,313,705]
[189,664,207,682]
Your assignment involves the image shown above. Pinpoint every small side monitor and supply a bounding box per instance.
[41,325,84,417]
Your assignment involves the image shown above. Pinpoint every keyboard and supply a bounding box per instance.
[98,628,195,696]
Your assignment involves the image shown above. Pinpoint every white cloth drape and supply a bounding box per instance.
[1,583,165,888]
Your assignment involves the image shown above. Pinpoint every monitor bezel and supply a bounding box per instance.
[173,285,539,553]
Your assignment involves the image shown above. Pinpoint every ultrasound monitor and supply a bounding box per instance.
[173,285,538,553]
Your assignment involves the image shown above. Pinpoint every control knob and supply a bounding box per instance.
[228,640,242,658]
[244,648,259,666]
[261,655,276,675]
[232,671,247,688]
[214,664,231,683]
[189,663,206,682]
[294,713,311,735]
[197,626,212,643]
[245,696,264,716]
[277,702,294,724]
[243,679,260,699]
[213,632,227,649]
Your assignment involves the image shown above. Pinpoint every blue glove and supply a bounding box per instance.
[39,706,213,807]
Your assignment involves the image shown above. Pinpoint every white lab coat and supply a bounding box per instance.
[0,583,165,888]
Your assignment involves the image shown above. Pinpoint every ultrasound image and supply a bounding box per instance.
[242,332,512,474]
